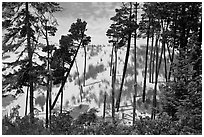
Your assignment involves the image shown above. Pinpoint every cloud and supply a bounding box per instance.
[55,2,121,20]
[51,2,121,45]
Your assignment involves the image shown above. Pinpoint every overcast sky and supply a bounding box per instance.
[52,2,122,45]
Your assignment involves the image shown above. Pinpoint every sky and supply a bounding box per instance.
[52,2,122,45]
[2,2,166,118]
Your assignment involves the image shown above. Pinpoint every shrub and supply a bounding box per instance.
[50,111,73,135]
[2,115,48,135]
[2,107,201,134]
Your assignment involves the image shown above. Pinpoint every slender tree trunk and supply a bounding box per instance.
[46,84,49,127]
[163,42,168,82]
[142,17,151,103]
[26,2,34,122]
[60,85,63,113]
[133,2,137,126]
[49,74,52,126]
[111,43,117,123]
[151,37,157,83]
[162,21,169,82]
[116,3,132,112]
[83,46,86,86]
[25,86,29,116]
[158,41,164,76]
[45,22,49,128]
[151,35,159,120]
[103,92,107,119]
[110,45,114,76]
[75,60,83,102]
[114,47,118,83]
[60,61,65,114]
[149,26,154,83]
[111,64,115,122]
[45,75,49,127]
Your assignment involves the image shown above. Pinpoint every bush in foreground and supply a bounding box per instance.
[2,110,201,135]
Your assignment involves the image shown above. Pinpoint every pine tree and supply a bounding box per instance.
[50,19,91,110]
[2,2,61,123]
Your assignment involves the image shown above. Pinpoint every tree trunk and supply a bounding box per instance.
[149,26,154,83]
[116,3,132,112]
[151,37,157,83]
[60,85,63,113]
[162,20,169,82]
[142,17,151,103]
[111,43,117,122]
[163,42,168,82]
[133,2,137,126]
[151,35,159,120]
[83,46,86,86]
[110,45,114,76]
[49,75,52,127]
[60,61,65,114]
[111,64,115,122]
[103,92,107,119]
[45,76,49,127]
[75,60,83,102]
[25,86,29,116]
[46,82,49,127]
[26,2,34,122]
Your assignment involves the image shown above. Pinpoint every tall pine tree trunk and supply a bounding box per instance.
[75,60,83,102]
[111,43,117,122]
[162,21,169,82]
[60,61,65,114]
[60,85,63,113]
[152,35,159,83]
[149,26,154,83]
[26,2,34,122]
[110,45,114,76]
[25,86,29,116]
[163,42,168,82]
[151,35,159,120]
[83,46,86,86]
[49,74,52,126]
[133,2,138,126]
[142,17,151,103]
[46,81,49,127]
[103,92,107,119]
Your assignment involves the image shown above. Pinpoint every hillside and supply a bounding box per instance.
[2,41,168,122]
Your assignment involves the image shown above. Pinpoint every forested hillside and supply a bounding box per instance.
[2,2,202,135]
